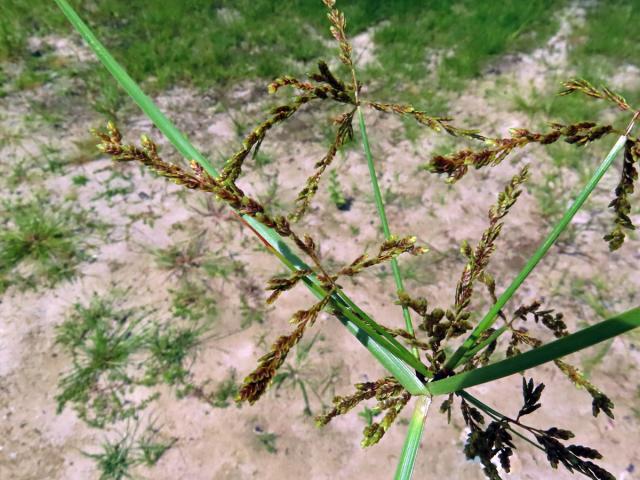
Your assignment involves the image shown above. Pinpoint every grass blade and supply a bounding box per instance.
[427,306,640,396]
[357,106,420,358]
[444,134,629,370]
[394,395,431,480]
[53,0,430,393]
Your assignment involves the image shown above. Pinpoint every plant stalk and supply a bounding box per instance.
[394,395,431,480]
[357,106,420,359]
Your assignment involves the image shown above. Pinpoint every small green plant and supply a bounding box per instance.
[327,169,351,211]
[170,280,218,322]
[55,1,640,479]
[56,292,212,427]
[85,423,175,480]
[72,174,89,186]
[239,296,266,329]
[55,294,156,428]
[358,405,381,426]
[152,234,207,277]
[210,369,240,408]
[253,426,278,454]
[0,196,93,293]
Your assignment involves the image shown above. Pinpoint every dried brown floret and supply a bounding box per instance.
[265,269,313,304]
[451,167,529,336]
[337,236,427,277]
[290,109,355,222]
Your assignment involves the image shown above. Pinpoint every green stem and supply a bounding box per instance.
[357,106,419,359]
[394,395,431,480]
[458,325,509,366]
[444,134,629,371]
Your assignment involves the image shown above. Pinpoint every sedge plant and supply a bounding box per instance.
[53,0,640,479]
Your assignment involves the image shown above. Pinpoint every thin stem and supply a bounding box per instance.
[458,325,509,366]
[394,395,432,480]
[444,133,630,371]
[357,106,420,359]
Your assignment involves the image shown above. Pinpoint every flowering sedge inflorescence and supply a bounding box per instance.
[90,1,638,478]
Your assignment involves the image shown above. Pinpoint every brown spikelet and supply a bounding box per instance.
[94,123,215,192]
[315,377,403,426]
[452,166,529,332]
[396,291,429,317]
[323,1,353,68]
[337,235,427,277]
[361,390,411,447]
[378,324,432,352]
[265,269,313,304]
[367,101,485,140]
[290,109,355,222]
[237,295,331,404]
[428,122,614,182]
[267,76,315,94]
[604,139,638,250]
[553,360,614,419]
[269,70,354,104]
[559,79,631,111]
[219,79,355,185]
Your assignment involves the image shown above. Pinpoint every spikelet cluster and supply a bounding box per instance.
[604,139,639,250]
[237,295,332,404]
[559,79,632,111]
[428,122,613,182]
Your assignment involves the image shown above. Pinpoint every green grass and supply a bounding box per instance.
[57,291,212,426]
[55,294,154,427]
[367,0,563,85]
[210,369,240,408]
[143,324,205,395]
[570,0,640,79]
[3,0,567,96]
[0,196,94,293]
[84,424,175,480]
[170,280,218,322]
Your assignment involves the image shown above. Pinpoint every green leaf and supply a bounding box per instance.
[427,307,640,396]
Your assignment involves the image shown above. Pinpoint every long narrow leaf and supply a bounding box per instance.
[53,0,430,392]
[444,134,629,370]
[427,306,640,396]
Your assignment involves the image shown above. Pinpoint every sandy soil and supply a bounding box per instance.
[1,6,639,480]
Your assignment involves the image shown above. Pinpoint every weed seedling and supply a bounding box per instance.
[0,196,92,293]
